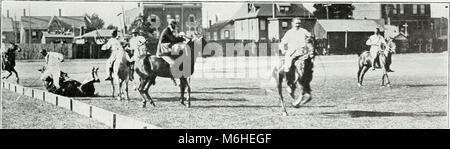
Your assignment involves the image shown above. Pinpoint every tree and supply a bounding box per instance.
[128,15,156,39]
[106,24,118,30]
[84,13,105,32]
[313,4,355,19]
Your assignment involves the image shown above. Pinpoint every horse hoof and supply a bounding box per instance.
[357,83,362,87]
[281,112,288,116]
[386,84,391,88]
[292,102,301,108]
[150,102,156,107]
[180,101,186,106]
[186,103,191,108]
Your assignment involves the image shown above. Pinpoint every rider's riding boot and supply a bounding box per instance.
[387,66,394,72]
[371,61,376,71]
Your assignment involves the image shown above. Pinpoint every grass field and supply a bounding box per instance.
[2,53,448,128]
[2,90,108,129]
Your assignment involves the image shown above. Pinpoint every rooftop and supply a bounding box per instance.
[316,19,383,32]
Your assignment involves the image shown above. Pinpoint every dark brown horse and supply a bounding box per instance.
[271,38,317,116]
[39,66,100,97]
[357,47,394,87]
[2,42,21,83]
[134,37,207,108]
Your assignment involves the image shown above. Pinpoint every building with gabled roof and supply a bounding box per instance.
[232,3,315,41]
[205,19,234,40]
[313,19,384,54]
[20,13,86,43]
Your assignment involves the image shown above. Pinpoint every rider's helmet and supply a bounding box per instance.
[131,28,139,34]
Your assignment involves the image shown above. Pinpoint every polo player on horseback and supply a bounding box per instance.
[156,19,186,82]
[102,30,131,81]
[366,28,387,71]
[127,29,147,80]
[279,17,312,94]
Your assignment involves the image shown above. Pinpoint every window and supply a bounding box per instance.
[412,4,417,14]
[385,5,390,16]
[281,21,288,28]
[260,20,266,31]
[32,31,37,37]
[189,14,195,23]
[213,32,218,40]
[420,4,425,14]
[399,4,404,14]
[175,14,180,22]
[280,6,290,13]
[150,14,157,23]
[224,30,230,38]
[392,4,397,14]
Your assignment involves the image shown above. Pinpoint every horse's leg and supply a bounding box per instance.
[139,78,150,108]
[185,78,192,108]
[94,67,100,82]
[357,65,363,86]
[12,69,19,83]
[143,78,156,107]
[124,79,130,102]
[380,56,388,87]
[117,79,123,101]
[3,71,12,79]
[179,78,186,106]
[360,66,370,86]
[385,73,391,87]
[110,78,115,99]
[300,80,312,105]
[277,71,288,116]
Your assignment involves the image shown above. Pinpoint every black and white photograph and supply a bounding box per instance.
[0,0,448,132]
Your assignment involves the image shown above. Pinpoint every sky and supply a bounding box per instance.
[2,1,449,30]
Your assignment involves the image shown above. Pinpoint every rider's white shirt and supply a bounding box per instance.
[280,27,311,51]
[366,34,386,47]
[102,37,122,51]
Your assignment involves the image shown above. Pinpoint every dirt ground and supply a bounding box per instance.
[1,90,108,129]
[2,53,448,128]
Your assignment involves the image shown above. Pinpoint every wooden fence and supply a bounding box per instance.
[1,81,161,129]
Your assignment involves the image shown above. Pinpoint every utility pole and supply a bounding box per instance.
[122,5,126,34]
[28,5,31,47]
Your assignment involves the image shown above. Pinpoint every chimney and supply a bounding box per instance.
[59,9,62,16]
[7,10,10,18]
[23,9,26,16]
[209,20,212,28]
[215,14,219,23]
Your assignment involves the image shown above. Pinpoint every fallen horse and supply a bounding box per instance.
[39,66,100,97]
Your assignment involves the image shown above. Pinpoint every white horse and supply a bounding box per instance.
[110,49,132,101]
